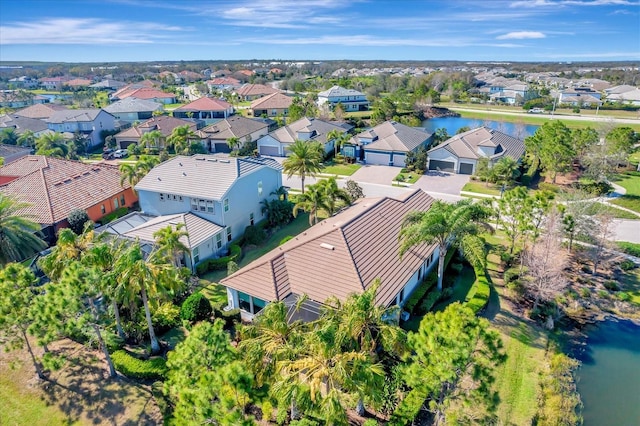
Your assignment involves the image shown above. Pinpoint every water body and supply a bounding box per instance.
[421,116,539,139]
[574,319,640,425]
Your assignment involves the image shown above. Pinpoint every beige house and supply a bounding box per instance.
[250,92,293,117]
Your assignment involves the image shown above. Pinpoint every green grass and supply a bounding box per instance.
[433,265,476,312]
[629,151,640,167]
[610,171,640,213]
[619,268,640,306]
[163,103,185,110]
[321,162,361,176]
[199,278,229,305]
[616,241,640,257]
[395,171,421,184]
[595,203,640,219]
[461,181,503,196]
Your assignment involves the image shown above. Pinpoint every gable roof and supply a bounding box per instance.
[267,117,352,145]
[357,121,431,153]
[318,85,366,98]
[174,97,232,112]
[46,108,108,124]
[0,155,131,226]
[135,154,281,200]
[117,87,176,101]
[115,116,197,139]
[429,126,525,162]
[104,98,164,114]
[90,79,127,89]
[236,84,278,97]
[221,189,436,306]
[198,116,268,140]
[0,114,49,134]
[250,92,293,110]
[14,103,67,120]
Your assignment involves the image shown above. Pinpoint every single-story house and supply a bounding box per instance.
[104,98,164,123]
[235,84,279,101]
[196,115,269,153]
[112,87,177,104]
[427,127,525,175]
[220,189,438,320]
[0,144,32,164]
[251,92,293,117]
[207,77,242,92]
[114,116,199,150]
[0,155,137,244]
[257,117,352,157]
[352,120,432,167]
[173,97,234,122]
[605,88,640,106]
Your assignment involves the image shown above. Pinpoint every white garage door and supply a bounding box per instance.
[393,154,406,167]
[365,151,391,165]
[259,145,280,156]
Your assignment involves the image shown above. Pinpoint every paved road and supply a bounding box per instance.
[449,106,640,125]
[611,219,640,244]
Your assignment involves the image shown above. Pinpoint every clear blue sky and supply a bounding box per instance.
[0,0,638,63]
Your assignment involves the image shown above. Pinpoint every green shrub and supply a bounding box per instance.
[575,180,613,196]
[111,350,167,380]
[580,287,591,298]
[603,280,620,291]
[416,289,442,315]
[404,273,437,313]
[243,225,267,245]
[465,265,491,313]
[500,251,516,267]
[618,292,632,302]
[581,265,592,274]
[151,302,181,334]
[597,290,609,298]
[195,244,242,275]
[363,420,379,426]
[389,388,427,426]
[279,235,293,245]
[180,292,213,323]
[504,267,520,284]
[212,302,241,329]
[538,182,560,193]
[68,208,90,234]
[507,279,526,299]
[619,260,636,271]
[98,207,129,225]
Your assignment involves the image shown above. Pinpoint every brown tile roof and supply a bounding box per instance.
[174,97,232,112]
[429,126,525,162]
[64,78,93,87]
[14,103,67,120]
[250,92,293,110]
[0,155,132,226]
[221,189,437,306]
[115,116,197,139]
[199,116,268,141]
[236,84,278,98]
[117,88,176,101]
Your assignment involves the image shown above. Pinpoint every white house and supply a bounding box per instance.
[317,85,370,112]
[46,109,117,148]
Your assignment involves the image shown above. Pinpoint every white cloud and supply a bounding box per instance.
[497,31,546,39]
[510,0,636,7]
[0,18,186,45]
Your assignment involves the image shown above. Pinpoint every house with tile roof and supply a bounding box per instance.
[0,144,32,164]
[605,87,640,105]
[39,77,70,91]
[134,154,283,251]
[235,84,279,101]
[114,116,199,150]
[220,189,438,319]
[251,92,293,117]
[0,113,50,136]
[111,87,177,104]
[558,88,602,107]
[63,78,93,89]
[196,116,269,153]
[351,120,432,167]
[14,103,68,120]
[104,98,164,123]
[89,79,127,91]
[206,77,242,92]
[427,127,525,175]
[0,155,137,243]
[257,117,353,157]
[46,108,117,148]
[317,85,370,112]
[173,97,234,121]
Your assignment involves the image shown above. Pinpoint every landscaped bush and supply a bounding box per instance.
[618,292,632,302]
[465,265,491,313]
[195,244,242,275]
[111,350,167,380]
[619,259,636,271]
[98,207,129,225]
[504,267,520,284]
[389,388,427,426]
[151,302,181,335]
[180,292,213,323]
[279,235,293,246]
[212,302,241,330]
[416,288,443,315]
[603,280,620,291]
[574,180,613,196]
[404,273,437,314]
[243,225,267,246]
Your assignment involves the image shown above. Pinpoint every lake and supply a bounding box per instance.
[421,116,539,139]
[574,318,640,425]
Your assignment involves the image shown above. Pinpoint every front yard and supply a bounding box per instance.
[322,162,361,176]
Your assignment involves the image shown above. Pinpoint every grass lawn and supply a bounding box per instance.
[433,264,476,312]
[461,181,503,196]
[395,171,421,184]
[162,103,185,111]
[615,241,640,257]
[322,162,361,176]
[610,171,640,213]
[619,268,640,307]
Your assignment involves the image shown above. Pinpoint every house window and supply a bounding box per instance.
[224,198,229,212]
[120,195,125,206]
[160,193,165,201]
[191,198,198,211]
[418,267,422,281]
[252,297,266,314]
[179,196,183,202]
[114,197,119,209]
[206,200,214,213]
[193,247,199,264]
[227,226,232,242]
[258,181,263,196]
[216,233,222,249]
[238,292,252,312]
[250,213,254,226]
[199,199,206,212]
[101,204,106,214]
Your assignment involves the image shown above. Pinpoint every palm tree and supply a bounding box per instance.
[0,128,19,145]
[491,157,521,194]
[35,132,69,158]
[399,199,491,291]
[139,130,164,150]
[226,136,240,153]
[119,162,142,189]
[293,184,329,226]
[326,129,349,158]
[283,140,324,194]
[152,223,190,268]
[0,194,46,266]
[167,125,198,154]
[317,177,351,216]
[17,130,36,148]
[39,227,96,281]
[271,185,289,201]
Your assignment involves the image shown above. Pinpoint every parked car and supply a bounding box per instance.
[113,149,128,158]
[102,148,114,159]
[528,108,544,114]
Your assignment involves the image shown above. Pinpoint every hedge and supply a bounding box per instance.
[196,244,242,275]
[111,350,167,380]
[180,292,213,323]
[388,388,427,426]
[403,249,455,315]
[465,265,491,314]
[212,302,241,330]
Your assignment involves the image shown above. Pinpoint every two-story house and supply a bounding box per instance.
[46,109,117,149]
[317,86,370,112]
[104,98,164,123]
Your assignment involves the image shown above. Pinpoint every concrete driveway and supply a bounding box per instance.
[350,165,401,185]
[413,171,470,195]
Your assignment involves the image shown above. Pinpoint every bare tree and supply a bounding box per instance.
[588,213,614,275]
[523,210,568,311]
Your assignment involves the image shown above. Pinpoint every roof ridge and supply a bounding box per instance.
[39,167,55,224]
[338,229,365,292]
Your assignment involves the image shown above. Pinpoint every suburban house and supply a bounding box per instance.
[114,116,199,150]
[104,98,164,123]
[488,83,538,105]
[257,117,353,157]
[14,103,68,120]
[89,79,127,91]
[0,113,50,136]
[197,115,269,153]
[251,92,293,117]
[0,92,49,108]
[427,127,525,175]
[0,155,137,243]
[98,211,224,273]
[605,86,640,105]
[317,85,370,111]
[0,144,32,164]
[46,108,117,149]
[235,84,279,101]
[351,120,432,167]
[558,88,602,107]
[220,189,438,320]
[39,77,70,91]
[207,77,242,92]
[8,76,39,89]
[134,154,283,255]
[64,79,93,89]
[173,97,234,122]
[111,87,177,104]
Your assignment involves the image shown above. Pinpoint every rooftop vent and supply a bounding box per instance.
[219,159,230,163]
[320,243,335,251]
[182,172,186,176]
[207,159,218,162]
[157,177,161,181]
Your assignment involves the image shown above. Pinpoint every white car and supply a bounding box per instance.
[113,149,128,158]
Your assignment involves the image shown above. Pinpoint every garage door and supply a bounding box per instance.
[429,160,455,173]
[365,152,391,165]
[393,154,406,167]
[259,145,280,156]
[214,143,231,153]
[459,163,474,175]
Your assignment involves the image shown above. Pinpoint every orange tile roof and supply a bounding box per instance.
[250,92,293,110]
[175,97,232,112]
[0,156,133,226]
[236,84,278,97]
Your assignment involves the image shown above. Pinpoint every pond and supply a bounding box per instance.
[574,318,640,425]
[421,116,539,139]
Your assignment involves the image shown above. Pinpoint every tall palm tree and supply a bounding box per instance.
[38,227,96,281]
[35,132,69,158]
[317,177,351,216]
[139,130,164,150]
[326,129,349,158]
[293,184,329,226]
[119,162,143,189]
[491,157,521,194]
[167,125,198,155]
[152,223,190,268]
[0,194,46,266]
[283,140,324,194]
[399,199,491,291]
